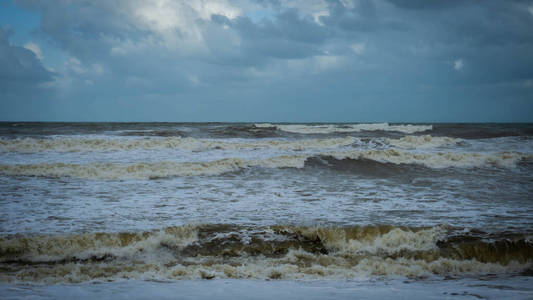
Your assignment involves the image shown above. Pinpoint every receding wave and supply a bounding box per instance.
[1,224,531,283]
[0,150,530,179]
[255,123,433,134]
[386,135,463,149]
[0,136,356,153]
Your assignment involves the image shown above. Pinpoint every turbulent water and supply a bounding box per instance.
[1,122,532,298]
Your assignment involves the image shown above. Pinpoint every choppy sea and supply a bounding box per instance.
[0,122,532,299]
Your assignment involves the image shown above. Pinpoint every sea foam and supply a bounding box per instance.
[255,123,433,134]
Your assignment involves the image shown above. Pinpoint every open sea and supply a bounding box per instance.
[0,122,532,299]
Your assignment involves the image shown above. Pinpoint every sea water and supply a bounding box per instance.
[0,122,532,298]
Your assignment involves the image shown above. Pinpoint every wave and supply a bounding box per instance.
[255,123,433,134]
[386,135,463,149]
[327,150,531,169]
[0,150,530,179]
[0,156,308,179]
[1,224,531,283]
[431,124,533,139]
[0,136,356,153]
[206,124,279,138]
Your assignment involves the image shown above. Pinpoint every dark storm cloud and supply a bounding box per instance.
[211,11,328,62]
[0,28,54,93]
[386,0,533,85]
[321,0,382,31]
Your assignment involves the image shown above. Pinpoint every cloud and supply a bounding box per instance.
[351,42,366,55]
[23,42,43,60]
[0,28,54,92]
[385,0,471,10]
[454,59,463,71]
[3,0,533,121]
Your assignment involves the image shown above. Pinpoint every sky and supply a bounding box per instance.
[0,0,532,122]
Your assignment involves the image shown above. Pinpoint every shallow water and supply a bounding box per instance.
[1,277,533,300]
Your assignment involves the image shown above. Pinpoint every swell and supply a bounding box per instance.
[206,124,279,138]
[1,225,531,283]
[432,123,533,139]
[120,125,280,138]
[0,150,530,179]
[119,130,187,137]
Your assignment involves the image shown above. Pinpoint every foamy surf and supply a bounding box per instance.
[386,135,463,149]
[255,123,433,134]
[0,150,529,179]
[0,136,357,153]
[1,122,532,295]
[326,149,531,169]
[1,225,531,283]
[0,155,308,179]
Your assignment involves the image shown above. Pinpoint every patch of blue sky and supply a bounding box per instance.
[0,0,67,71]
[0,0,39,44]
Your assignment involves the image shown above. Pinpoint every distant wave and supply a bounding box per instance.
[255,123,433,134]
[0,150,529,179]
[1,224,531,282]
[0,136,356,153]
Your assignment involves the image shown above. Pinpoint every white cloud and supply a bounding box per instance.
[188,74,200,86]
[340,0,356,9]
[66,57,86,74]
[65,59,104,76]
[528,5,533,16]
[351,42,366,55]
[315,55,339,70]
[130,0,242,55]
[286,54,345,75]
[23,42,44,60]
[279,0,329,24]
[454,58,463,71]
[133,0,240,35]
[92,64,104,75]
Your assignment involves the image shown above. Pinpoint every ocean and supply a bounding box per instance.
[0,122,532,299]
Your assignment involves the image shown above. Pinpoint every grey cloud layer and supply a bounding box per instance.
[2,0,532,121]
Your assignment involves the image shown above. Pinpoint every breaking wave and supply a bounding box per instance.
[0,150,529,179]
[1,224,531,283]
[386,135,463,149]
[255,123,433,134]
[0,156,307,179]
[0,136,356,153]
